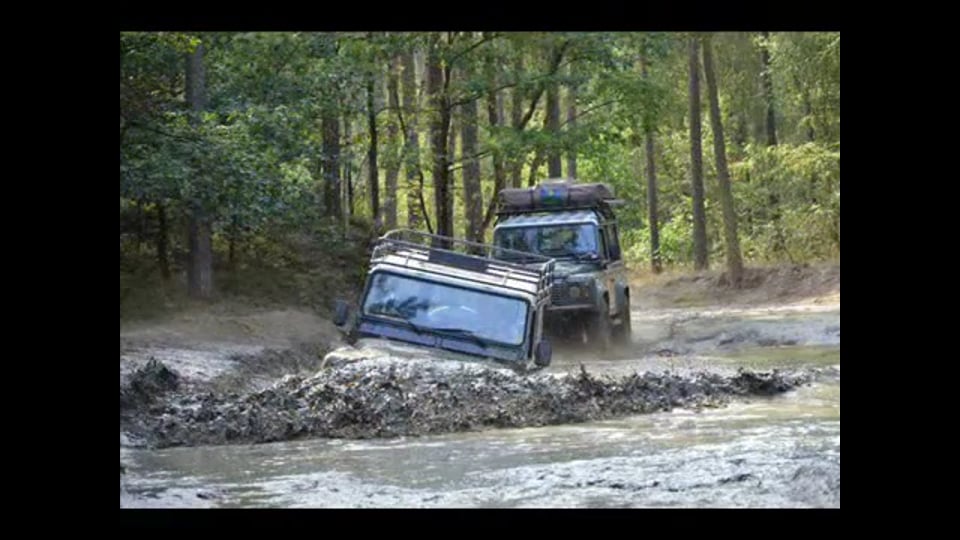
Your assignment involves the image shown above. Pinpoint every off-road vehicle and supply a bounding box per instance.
[332,230,556,372]
[492,179,630,350]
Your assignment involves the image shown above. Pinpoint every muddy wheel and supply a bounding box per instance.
[588,301,612,351]
[614,295,632,345]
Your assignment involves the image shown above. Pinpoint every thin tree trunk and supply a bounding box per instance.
[384,55,400,230]
[528,148,545,188]
[400,51,423,230]
[510,56,524,189]
[566,68,578,180]
[367,74,380,230]
[135,198,144,255]
[227,214,239,293]
[322,110,342,218]
[186,41,213,299]
[343,117,352,216]
[688,36,708,271]
[640,55,662,274]
[702,35,744,286]
[187,216,213,298]
[803,88,815,142]
[427,41,452,243]
[760,32,786,258]
[546,74,562,178]
[760,31,778,146]
[447,106,457,239]
[156,200,170,280]
[480,55,506,241]
[461,64,482,244]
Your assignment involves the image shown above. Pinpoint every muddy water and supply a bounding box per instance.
[121,305,839,508]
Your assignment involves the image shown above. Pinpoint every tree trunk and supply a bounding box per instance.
[759,31,786,257]
[187,213,213,299]
[401,51,423,229]
[427,42,452,243]
[156,200,170,280]
[185,41,213,299]
[447,105,457,239]
[226,214,240,293]
[461,65,482,244]
[566,70,578,180]
[384,55,400,230]
[135,198,144,255]
[640,56,662,275]
[367,74,380,231]
[510,56,524,189]
[546,76,562,178]
[702,35,744,286]
[760,31,778,146]
[480,55,506,242]
[528,148,545,188]
[322,110,341,218]
[688,37,708,271]
[343,117,352,216]
[803,87,815,142]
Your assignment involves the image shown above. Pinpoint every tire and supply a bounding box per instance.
[614,294,632,345]
[588,300,612,351]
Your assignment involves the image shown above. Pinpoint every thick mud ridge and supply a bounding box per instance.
[123,354,811,449]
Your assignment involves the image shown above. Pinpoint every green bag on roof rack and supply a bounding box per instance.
[498,179,619,213]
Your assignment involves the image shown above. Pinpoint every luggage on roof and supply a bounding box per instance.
[498,179,617,212]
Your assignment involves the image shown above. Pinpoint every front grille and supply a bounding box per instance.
[551,282,592,306]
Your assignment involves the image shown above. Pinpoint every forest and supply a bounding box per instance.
[119,31,840,316]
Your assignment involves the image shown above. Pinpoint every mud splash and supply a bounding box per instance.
[126,354,810,449]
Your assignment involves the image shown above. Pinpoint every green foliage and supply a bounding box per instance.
[121,31,840,307]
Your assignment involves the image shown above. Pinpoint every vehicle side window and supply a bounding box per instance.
[608,224,622,261]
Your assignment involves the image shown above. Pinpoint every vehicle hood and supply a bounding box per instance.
[549,260,602,282]
[322,338,510,371]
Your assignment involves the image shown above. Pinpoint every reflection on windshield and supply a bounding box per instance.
[494,224,598,259]
[362,272,530,346]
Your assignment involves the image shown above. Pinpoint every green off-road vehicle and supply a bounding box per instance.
[332,230,556,372]
[492,179,631,350]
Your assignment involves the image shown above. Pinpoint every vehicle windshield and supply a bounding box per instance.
[361,272,530,346]
[494,223,599,260]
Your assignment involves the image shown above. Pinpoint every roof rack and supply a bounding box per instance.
[371,229,555,303]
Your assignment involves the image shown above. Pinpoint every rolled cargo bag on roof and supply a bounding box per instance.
[498,181,616,211]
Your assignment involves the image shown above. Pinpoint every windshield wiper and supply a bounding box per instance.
[428,327,489,349]
[382,316,428,335]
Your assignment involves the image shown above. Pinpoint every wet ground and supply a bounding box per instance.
[120,298,839,508]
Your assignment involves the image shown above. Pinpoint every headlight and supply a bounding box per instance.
[568,285,582,299]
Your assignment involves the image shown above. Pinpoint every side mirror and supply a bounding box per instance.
[333,299,351,327]
[534,339,552,367]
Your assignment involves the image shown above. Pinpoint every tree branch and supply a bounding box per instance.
[447,33,501,66]
[127,119,201,144]
[518,39,571,131]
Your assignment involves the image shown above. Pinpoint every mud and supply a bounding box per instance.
[120,373,839,508]
[124,352,811,448]
[120,358,181,412]
[120,287,839,508]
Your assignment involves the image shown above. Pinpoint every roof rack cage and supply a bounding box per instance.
[371,229,556,302]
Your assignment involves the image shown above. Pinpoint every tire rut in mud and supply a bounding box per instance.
[126,356,813,449]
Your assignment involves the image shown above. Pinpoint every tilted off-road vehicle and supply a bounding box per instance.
[331,230,557,372]
[492,179,631,350]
